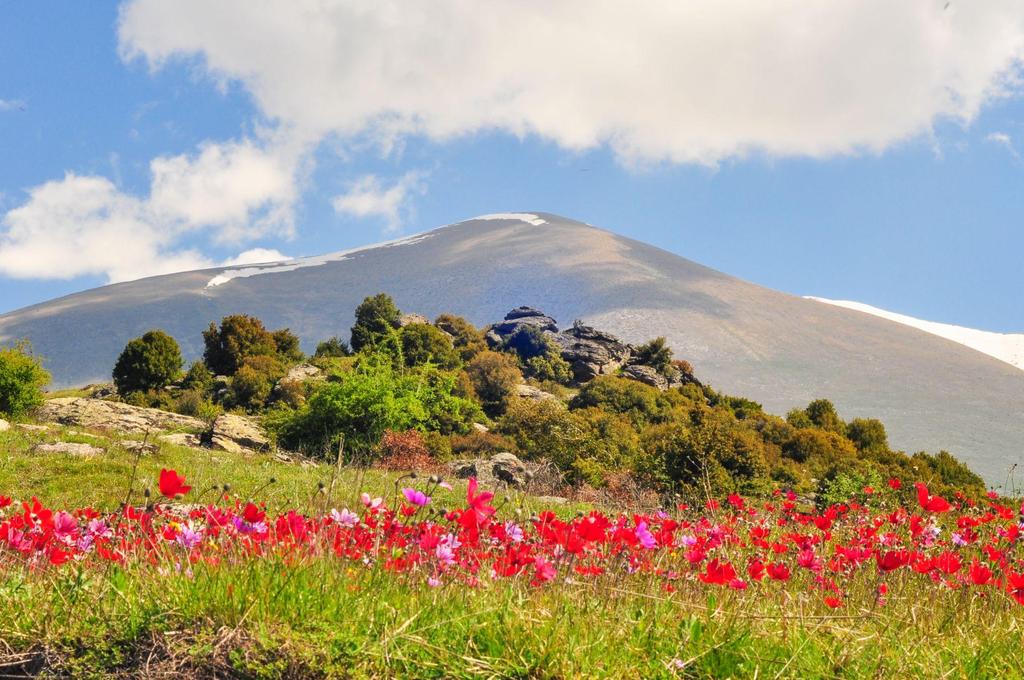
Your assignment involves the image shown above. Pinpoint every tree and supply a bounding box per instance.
[634,337,673,374]
[314,337,351,358]
[181,360,214,394]
[272,328,304,363]
[350,293,401,352]
[465,351,522,413]
[569,375,679,427]
[203,315,277,375]
[804,399,846,435]
[112,330,183,396]
[0,342,50,418]
[399,323,460,369]
[846,418,889,453]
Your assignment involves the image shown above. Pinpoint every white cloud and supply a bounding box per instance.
[0,99,26,112]
[0,138,301,283]
[332,171,426,232]
[985,131,1021,158]
[119,0,1024,165]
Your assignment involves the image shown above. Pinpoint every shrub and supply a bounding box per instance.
[273,355,480,458]
[350,293,401,352]
[524,349,572,385]
[465,351,522,414]
[181,360,214,394]
[228,355,286,411]
[634,337,673,374]
[112,330,183,396]
[376,429,443,473]
[314,337,351,358]
[502,325,550,361]
[434,314,487,361]
[173,389,222,421]
[451,430,518,458]
[203,315,277,375]
[0,342,50,418]
[569,375,679,427]
[399,323,460,369]
[804,399,846,435]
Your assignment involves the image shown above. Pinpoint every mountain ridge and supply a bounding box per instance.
[1,213,1022,484]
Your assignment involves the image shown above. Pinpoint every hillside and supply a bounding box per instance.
[1,213,1022,484]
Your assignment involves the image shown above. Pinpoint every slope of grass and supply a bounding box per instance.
[2,421,1023,678]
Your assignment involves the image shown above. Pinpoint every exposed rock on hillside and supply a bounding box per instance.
[552,321,632,382]
[204,413,270,455]
[515,384,562,403]
[485,307,559,347]
[620,364,671,390]
[33,442,104,457]
[452,452,533,489]
[0,418,9,432]
[36,398,205,434]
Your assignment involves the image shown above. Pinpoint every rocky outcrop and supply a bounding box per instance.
[203,413,270,455]
[279,363,322,386]
[159,432,204,449]
[451,452,533,489]
[515,383,562,403]
[485,307,559,348]
[398,313,430,327]
[35,398,205,434]
[621,364,670,390]
[33,442,104,457]
[0,418,9,432]
[552,321,632,382]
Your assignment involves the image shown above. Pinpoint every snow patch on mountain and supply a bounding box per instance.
[205,213,546,288]
[467,213,547,226]
[806,297,1024,371]
[206,233,435,288]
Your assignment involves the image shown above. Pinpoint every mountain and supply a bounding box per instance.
[805,297,1024,372]
[1,213,1022,484]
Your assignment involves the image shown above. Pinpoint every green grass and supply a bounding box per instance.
[2,422,1023,678]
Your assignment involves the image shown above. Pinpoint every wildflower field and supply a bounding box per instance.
[1,428,1024,678]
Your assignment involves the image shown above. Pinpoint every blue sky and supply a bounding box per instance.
[1,1,1023,331]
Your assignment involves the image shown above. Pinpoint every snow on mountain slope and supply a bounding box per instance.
[805,297,1024,372]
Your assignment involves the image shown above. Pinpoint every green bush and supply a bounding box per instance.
[228,355,286,411]
[181,360,214,394]
[0,342,50,418]
[846,417,888,453]
[399,323,460,369]
[273,354,480,458]
[569,375,681,427]
[524,349,572,385]
[633,337,673,374]
[111,330,183,396]
[502,325,550,361]
[350,293,401,352]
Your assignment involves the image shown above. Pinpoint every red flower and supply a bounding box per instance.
[698,558,736,585]
[1007,571,1024,606]
[466,477,495,523]
[887,478,902,490]
[767,562,791,581]
[823,596,843,609]
[969,559,992,586]
[0,495,11,509]
[914,483,952,513]
[158,469,191,499]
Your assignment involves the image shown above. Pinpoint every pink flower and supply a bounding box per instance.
[402,488,431,507]
[330,508,359,527]
[635,521,657,549]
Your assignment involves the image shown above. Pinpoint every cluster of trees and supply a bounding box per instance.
[1,291,987,504]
